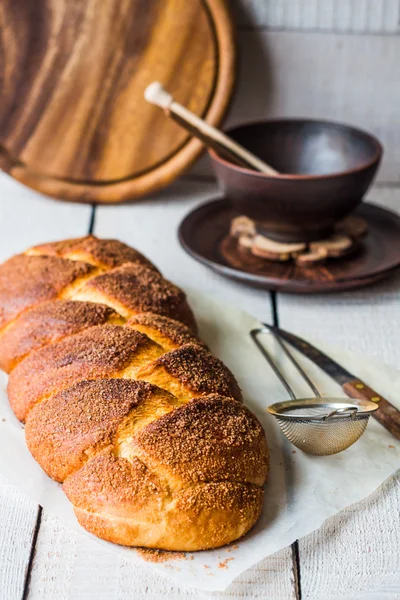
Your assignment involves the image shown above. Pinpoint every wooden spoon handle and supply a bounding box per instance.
[169,101,278,175]
[144,81,278,176]
[168,111,255,170]
[343,379,400,440]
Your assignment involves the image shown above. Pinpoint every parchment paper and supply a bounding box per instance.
[0,291,399,592]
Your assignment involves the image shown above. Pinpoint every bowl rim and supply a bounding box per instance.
[208,117,383,181]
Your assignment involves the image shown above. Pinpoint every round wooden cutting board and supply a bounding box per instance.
[0,0,235,203]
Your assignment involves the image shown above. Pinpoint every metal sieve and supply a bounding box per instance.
[251,327,378,455]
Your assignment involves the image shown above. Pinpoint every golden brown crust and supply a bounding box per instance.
[64,453,166,518]
[67,479,263,551]
[0,300,122,373]
[136,343,242,402]
[129,395,268,489]
[74,263,197,331]
[0,235,269,552]
[127,313,203,351]
[8,324,163,421]
[28,235,158,272]
[0,255,96,331]
[165,482,264,550]
[26,379,173,482]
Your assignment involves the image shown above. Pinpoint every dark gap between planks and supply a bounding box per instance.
[88,204,97,235]
[21,205,97,600]
[269,290,302,600]
[21,507,42,600]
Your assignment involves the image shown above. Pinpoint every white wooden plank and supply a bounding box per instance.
[27,513,121,600]
[114,546,295,600]
[277,186,400,599]
[193,30,400,184]
[28,511,295,600]
[358,590,400,600]
[299,472,400,600]
[0,173,91,260]
[0,173,92,599]
[277,187,400,368]
[233,0,400,32]
[318,0,336,31]
[0,476,38,600]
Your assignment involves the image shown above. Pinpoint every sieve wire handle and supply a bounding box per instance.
[250,328,297,400]
[251,326,323,399]
[262,325,322,398]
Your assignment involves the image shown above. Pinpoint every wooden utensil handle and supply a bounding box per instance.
[170,102,279,176]
[343,379,400,440]
[169,112,251,170]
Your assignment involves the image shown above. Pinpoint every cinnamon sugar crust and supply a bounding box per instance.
[26,379,170,482]
[136,343,242,402]
[127,313,203,351]
[75,263,197,331]
[28,235,158,272]
[0,300,122,373]
[175,481,263,516]
[168,481,264,550]
[67,479,263,551]
[64,452,165,517]
[8,324,162,421]
[135,549,185,563]
[0,255,96,330]
[131,395,268,489]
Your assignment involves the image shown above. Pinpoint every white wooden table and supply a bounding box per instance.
[0,173,399,600]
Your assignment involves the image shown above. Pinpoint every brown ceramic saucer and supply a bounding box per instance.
[178,198,400,293]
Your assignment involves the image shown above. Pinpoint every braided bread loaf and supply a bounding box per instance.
[0,236,268,551]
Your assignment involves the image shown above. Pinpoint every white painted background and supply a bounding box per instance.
[193,0,400,184]
[1,1,400,599]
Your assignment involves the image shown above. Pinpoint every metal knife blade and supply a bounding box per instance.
[265,325,355,386]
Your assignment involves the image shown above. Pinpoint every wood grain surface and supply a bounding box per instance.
[343,379,400,440]
[0,0,235,202]
[0,478,38,600]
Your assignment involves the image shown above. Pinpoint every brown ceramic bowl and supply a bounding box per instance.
[209,119,383,242]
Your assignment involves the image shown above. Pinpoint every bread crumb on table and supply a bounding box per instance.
[136,548,185,563]
[218,558,234,569]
